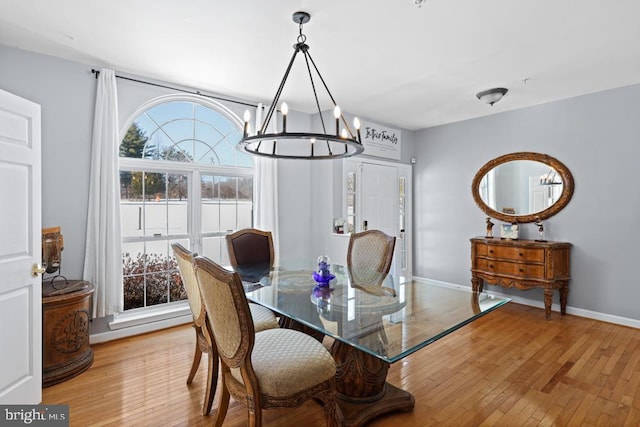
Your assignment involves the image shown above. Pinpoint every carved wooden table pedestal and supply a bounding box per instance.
[330,340,415,427]
[42,280,94,387]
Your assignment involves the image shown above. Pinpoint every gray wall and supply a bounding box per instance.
[413,83,640,321]
[3,44,639,324]
[0,46,95,279]
[0,45,315,319]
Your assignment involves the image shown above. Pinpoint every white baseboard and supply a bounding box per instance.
[413,276,640,329]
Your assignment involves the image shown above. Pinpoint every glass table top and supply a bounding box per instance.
[233,262,510,364]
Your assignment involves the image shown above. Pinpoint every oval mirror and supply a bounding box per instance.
[472,152,574,223]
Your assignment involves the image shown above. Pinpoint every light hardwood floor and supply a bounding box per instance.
[42,302,640,426]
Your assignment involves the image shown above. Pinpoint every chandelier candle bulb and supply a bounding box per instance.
[341,128,348,139]
[311,137,315,156]
[354,117,361,142]
[334,105,341,135]
[243,110,250,138]
[281,102,288,132]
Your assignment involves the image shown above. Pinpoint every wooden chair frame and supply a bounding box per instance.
[347,230,397,295]
[193,256,340,427]
[226,228,275,268]
[171,243,218,415]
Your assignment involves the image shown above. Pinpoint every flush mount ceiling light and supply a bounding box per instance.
[476,88,508,106]
[238,11,364,160]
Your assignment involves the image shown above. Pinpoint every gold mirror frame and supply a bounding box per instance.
[472,152,574,223]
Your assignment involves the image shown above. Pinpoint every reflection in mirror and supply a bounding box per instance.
[472,152,574,223]
[478,160,563,217]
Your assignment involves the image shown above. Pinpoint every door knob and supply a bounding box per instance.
[32,263,46,277]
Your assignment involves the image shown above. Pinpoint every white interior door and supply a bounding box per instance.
[358,162,411,277]
[0,89,42,404]
[359,162,398,236]
[530,177,547,213]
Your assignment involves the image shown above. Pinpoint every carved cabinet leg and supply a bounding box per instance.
[559,283,569,315]
[471,276,483,293]
[543,289,554,320]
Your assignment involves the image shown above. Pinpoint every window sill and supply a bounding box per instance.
[109,301,191,330]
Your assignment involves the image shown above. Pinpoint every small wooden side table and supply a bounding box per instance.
[42,280,95,387]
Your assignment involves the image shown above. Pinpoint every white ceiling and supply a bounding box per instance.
[2,0,640,130]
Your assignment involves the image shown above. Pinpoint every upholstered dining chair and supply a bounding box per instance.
[171,243,279,415]
[225,228,274,269]
[226,227,329,340]
[193,256,341,427]
[346,230,397,296]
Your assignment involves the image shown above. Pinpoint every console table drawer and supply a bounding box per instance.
[476,258,545,278]
[480,245,545,262]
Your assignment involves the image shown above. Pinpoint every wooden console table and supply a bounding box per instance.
[470,237,571,320]
[42,280,94,387]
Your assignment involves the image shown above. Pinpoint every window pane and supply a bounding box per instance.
[120,200,144,237]
[123,272,144,310]
[167,173,188,235]
[201,175,220,233]
[122,246,145,310]
[238,177,253,201]
[146,101,192,124]
[120,97,254,312]
[238,201,252,229]
[121,100,251,167]
[202,236,228,265]
[169,269,187,303]
[145,240,170,272]
[145,273,169,307]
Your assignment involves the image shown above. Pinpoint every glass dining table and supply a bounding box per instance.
[232,261,510,427]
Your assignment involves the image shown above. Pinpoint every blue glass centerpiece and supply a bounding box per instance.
[312,255,335,286]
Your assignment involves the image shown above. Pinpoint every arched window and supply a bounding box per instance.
[119,95,253,311]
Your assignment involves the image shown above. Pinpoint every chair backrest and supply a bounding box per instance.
[172,243,206,327]
[226,228,274,268]
[193,256,255,369]
[347,230,396,287]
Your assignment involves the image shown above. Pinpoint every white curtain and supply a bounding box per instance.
[83,68,123,318]
[252,103,279,256]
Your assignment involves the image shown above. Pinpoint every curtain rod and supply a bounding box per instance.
[91,69,260,109]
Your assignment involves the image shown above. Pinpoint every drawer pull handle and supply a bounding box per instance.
[489,250,494,253]
[489,264,494,269]
[519,253,524,257]
[519,268,524,272]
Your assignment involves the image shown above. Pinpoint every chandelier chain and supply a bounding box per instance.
[297,22,307,44]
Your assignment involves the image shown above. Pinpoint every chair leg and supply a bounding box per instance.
[187,328,203,385]
[248,406,262,427]
[214,383,230,427]
[202,346,219,415]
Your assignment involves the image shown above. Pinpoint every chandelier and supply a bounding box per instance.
[238,11,364,160]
